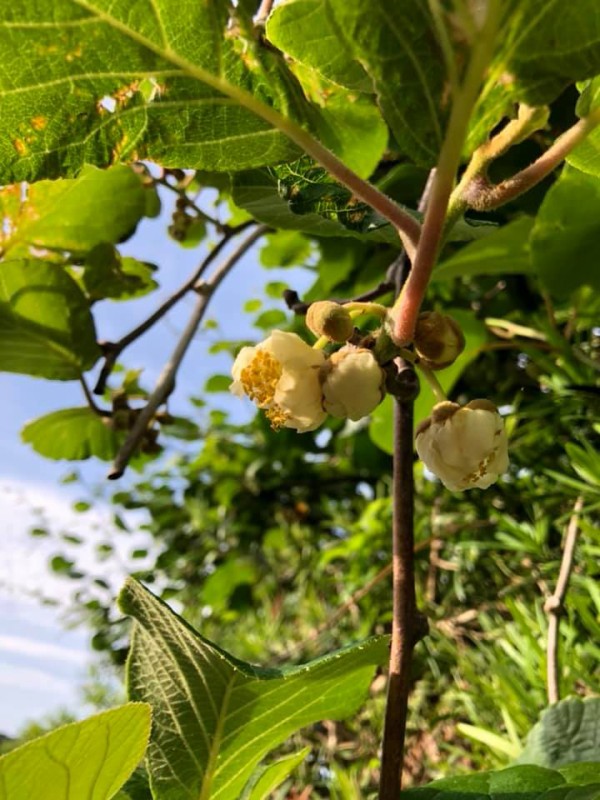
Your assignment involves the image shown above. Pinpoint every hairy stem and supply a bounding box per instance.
[460,107,600,212]
[545,495,585,705]
[73,0,421,259]
[108,225,269,479]
[392,0,502,344]
[379,369,420,799]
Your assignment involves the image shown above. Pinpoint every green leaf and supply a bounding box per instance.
[0,1,304,182]
[403,764,600,800]
[204,374,233,393]
[324,0,446,166]
[530,168,600,296]
[469,3,600,153]
[254,309,288,329]
[433,217,534,282]
[260,230,312,268]
[231,167,404,246]
[518,698,600,768]
[568,78,600,176]
[242,748,311,800]
[22,407,117,461]
[266,0,371,92]
[119,578,388,800]
[2,165,158,255]
[0,704,151,800]
[82,244,158,301]
[370,311,488,455]
[0,259,100,379]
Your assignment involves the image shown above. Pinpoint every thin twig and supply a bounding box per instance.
[379,366,421,799]
[462,107,600,211]
[107,225,269,479]
[254,0,275,24]
[94,221,254,394]
[155,176,228,232]
[544,495,585,705]
[80,376,111,417]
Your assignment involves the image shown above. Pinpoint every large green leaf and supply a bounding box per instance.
[21,407,117,461]
[242,748,311,800]
[517,698,600,768]
[433,217,534,282]
[530,167,600,296]
[323,0,446,167]
[369,311,488,455]
[469,2,600,153]
[403,763,600,800]
[1,165,158,255]
[266,0,371,92]
[81,244,158,301]
[120,578,388,800]
[0,704,151,800]
[0,1,305,181]
[0,259,100,379]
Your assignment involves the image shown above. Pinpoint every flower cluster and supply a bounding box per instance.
[230,302,508,491]
[230,330,385,432]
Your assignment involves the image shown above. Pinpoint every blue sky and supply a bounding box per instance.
[0,188,312,736]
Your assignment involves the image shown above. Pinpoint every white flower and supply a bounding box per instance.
[415,399,509,491]
[320,346,385,421]
[230,330,327,432]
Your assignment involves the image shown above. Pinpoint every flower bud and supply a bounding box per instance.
[306,301,354,342]
[320,346,385,420]
[414,311,465,370]
[415,399,508,491]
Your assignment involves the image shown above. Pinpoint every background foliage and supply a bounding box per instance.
[1,0,600,797]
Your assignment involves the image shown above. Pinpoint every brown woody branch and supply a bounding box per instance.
[544,495,585,705]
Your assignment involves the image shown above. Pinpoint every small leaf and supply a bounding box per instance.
[243,748,311,800]
[254,309,288,329]
[518,697,600,768]
[2,165,157,254]
[0,259,100,379]
[204,374,234,393]
[119,578,388,800]
[0,704,151,800]
[22,408,117,461]
[82,244,158,302]
[530,168,600,296]
[260,230,312,268]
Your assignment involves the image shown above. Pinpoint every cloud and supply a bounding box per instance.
[0,663,72,695]
[0,635,88,666]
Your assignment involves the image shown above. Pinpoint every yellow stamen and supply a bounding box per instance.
[240,350,282,407]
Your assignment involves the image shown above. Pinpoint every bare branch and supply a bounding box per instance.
[94,221,254,394]
[545,495,585,705]
[80,375,111,417]
[108,225,269,479]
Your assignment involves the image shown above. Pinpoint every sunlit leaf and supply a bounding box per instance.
[120,578,388,800]
[0,704,151,800]
[22,407,117,461]
[0,259,100,379]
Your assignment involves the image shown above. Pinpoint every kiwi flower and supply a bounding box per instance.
[415,400,509,491]
[320,346,385,421]
[230,331,326,432]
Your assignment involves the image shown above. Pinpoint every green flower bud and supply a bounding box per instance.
[306,301,354,342]
[414,311,465,370]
